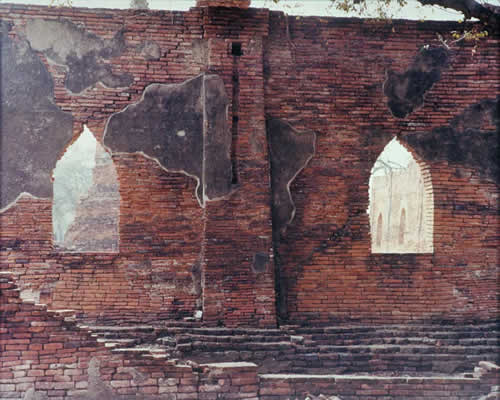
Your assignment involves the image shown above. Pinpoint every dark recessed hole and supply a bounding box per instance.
[231,42,243,56]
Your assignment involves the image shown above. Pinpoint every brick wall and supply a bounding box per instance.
[0,4,276,327]
[264,14,499,324]
[259,373,496,399]
[0,272,265,398]
[196,0,251,7]
[0,3,498,328]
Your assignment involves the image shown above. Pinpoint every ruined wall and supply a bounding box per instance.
[259,371,497,400]
[264,15,499,324]
[0,272,263,399]
[0,3,275,327]
[2,271,498,398]
[0,3,498,328]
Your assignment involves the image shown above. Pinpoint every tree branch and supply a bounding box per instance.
[418,0,500,30]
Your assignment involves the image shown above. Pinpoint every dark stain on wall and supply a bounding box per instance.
[267,118,316,233]
[24,19,133,93]
[404,97,499,183]
[0,21,73,210]
[252,252,270,273]
[104,74,232,206]
[384,46,449,118]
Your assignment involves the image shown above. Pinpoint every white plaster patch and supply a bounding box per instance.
[0,192,46,214]
[20,289,41,304]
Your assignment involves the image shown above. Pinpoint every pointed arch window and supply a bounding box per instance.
[53,126,119,252]
[368,138,433,253]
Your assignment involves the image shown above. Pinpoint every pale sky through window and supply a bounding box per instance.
[372,139,413,177]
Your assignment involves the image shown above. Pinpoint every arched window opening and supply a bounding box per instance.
[368,138,433,253]
[53,125,119,252]
[399,208,406,245]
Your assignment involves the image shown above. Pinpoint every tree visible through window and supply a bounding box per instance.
[53,126,119,252]
[368,138,433,253]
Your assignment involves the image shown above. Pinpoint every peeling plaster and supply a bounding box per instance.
[104,74,232,207]
[24,19,132,93]
[0,21,74,211]
[267,118,316,233]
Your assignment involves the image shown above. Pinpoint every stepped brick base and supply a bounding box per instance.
[2,273,499,398]
[259,371,498,400]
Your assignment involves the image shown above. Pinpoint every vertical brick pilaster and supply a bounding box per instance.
[200,8,276,328]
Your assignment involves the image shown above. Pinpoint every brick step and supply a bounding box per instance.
[156,335,177,348]
[292,323,499,336]
[302,336,498,346]
[153,320,203,328]
[96,338,139,348]
[295,344,498,355]
[82,324,155,332]
[175,333,292,344]
[296,328,498,338]
[285,352,499,374]
[111,345,170,359]
[82,325,157,342]
[158,327,285,336]
[301,328,499,337]
[178,340,295,354]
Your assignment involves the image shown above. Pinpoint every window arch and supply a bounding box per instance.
[368,138,433,253]
[53,125,119,252]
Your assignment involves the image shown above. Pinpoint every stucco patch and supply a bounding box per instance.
[104,74,232,206]
[267,118,316,233]
[25,18,132,93]
[0,21,73,211]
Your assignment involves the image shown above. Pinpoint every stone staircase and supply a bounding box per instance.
[284,323,499,375]
[159,326,296,373]
[76,321,499,376]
